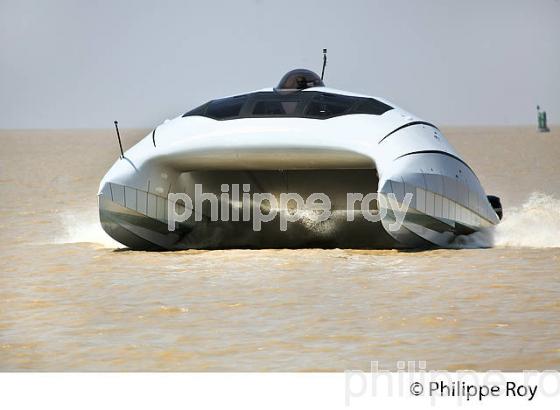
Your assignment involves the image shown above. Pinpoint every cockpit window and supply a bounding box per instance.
[352,98,394,115]
[252,99,300,116]
[182,91,393,121]
[205,94,249,120]
[183,103,208,117]
[304,93,356,118]
[253,100,286,115]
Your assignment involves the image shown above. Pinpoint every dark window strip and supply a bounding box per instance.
[394,150,474,174]
[378,121,439,144]
[182,91,393,121]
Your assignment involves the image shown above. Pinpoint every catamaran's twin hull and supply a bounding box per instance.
[99,87,500,250]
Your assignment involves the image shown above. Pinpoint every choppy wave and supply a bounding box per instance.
[455,192,560,249]
[494,192,560,248]
[56,210,123,248]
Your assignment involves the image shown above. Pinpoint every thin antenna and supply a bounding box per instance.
[321,48,327,80]
[113,120,124,158]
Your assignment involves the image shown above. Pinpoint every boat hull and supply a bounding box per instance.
[98,96,500,249]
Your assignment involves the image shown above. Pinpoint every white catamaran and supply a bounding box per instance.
[99,66,502,250]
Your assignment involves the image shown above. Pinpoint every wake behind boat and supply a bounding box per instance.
[98,67,502,250]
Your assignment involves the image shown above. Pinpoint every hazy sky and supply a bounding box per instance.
[1,0,558,128]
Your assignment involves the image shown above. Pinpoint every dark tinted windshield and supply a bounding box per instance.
[304,93,356,117]
[183,91,393,120]
[205,94,249,120]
